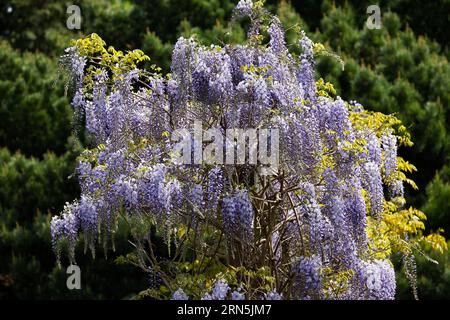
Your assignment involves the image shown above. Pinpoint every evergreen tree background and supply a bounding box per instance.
[0,0,449,299]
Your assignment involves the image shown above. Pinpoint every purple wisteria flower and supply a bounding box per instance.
[234,0,253,17]
[202,279,231,300]
[172,288,189,300]
[222,189,254,244]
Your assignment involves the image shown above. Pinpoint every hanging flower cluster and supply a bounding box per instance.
[53,0,446,300]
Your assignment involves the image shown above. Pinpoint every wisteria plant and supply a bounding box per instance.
[52,0,447,300]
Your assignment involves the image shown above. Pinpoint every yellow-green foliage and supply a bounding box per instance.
[72,33,150,85]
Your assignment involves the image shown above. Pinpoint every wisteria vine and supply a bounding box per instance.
[52,0,446,300]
